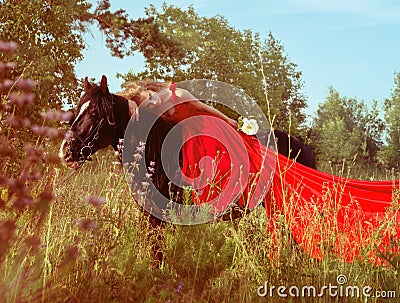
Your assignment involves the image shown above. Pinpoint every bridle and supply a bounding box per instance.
[79,117,106,162]
[67,96,116,166]
[64,118,106,166]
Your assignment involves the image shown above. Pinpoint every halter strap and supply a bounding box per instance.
[78,117,106,163]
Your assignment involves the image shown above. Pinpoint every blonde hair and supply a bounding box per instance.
[117,80,170,105]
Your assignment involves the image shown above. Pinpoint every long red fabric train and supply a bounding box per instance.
[173,107,400,264]
[266,152,400,265]
[167,83,400,265]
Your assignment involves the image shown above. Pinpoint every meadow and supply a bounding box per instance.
[1,146,399,303]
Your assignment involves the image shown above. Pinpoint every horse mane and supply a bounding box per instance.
[79,85,116,125]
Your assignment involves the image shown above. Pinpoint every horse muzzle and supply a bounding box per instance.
[59,132,93,169]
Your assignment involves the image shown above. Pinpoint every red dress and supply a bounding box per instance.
[164,100,275,214]
[165,94,400,264]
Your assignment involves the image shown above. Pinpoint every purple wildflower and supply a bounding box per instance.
[175,281,183,294]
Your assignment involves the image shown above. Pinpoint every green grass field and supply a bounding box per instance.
[1,147,399,303]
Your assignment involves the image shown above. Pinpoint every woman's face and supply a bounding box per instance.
[140,86,196,116]
[140,89,176,116]
[140,86,187,107]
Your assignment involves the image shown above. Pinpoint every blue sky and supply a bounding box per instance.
[76,0,400,116]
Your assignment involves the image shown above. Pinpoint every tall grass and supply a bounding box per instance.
[1,149,398,302]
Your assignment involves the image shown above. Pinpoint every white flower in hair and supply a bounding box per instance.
[237,116,259,135]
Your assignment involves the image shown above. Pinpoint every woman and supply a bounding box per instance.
[121,81,400,265]
[119,81,274,214]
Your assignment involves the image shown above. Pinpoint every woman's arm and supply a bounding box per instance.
[189,100,237,127]
[128,100,140,121]
[174,88,237,127]
[139,86,237,127]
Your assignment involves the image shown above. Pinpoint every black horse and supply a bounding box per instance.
[60,76,130,168]
[64,76,319,207]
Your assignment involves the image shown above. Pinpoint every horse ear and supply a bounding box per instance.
[100,75,109,94]
[84,77,93,92]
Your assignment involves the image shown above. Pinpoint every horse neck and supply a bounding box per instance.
[111,95,131,150]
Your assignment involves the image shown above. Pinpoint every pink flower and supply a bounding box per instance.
[16,78,37,90]
[8,92,35,107]
[77,219,97,231]
[0,41,18,52]
[84,196,105,208]
[41,110,72,122]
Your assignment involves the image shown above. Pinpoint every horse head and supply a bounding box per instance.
[60,75,129,169]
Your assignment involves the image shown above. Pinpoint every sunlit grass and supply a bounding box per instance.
[2,149,399,302]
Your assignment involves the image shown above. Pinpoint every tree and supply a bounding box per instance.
[120,4,308,136]
[382,72,400,168]
[0,0,181,117]
[258,33,307,134]
[312,87,383,165]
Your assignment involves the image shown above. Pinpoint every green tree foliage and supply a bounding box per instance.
[312,87,383,165]
[92,1,182,60]
[259,33,307,133]
[120,4,308,136]
[0,0,181,116]
[0,0,89,114]
[382,72,400,168]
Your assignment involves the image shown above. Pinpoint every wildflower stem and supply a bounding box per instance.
[42,202,54,302]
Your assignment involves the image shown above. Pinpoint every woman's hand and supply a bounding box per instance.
[128,100,140,121]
